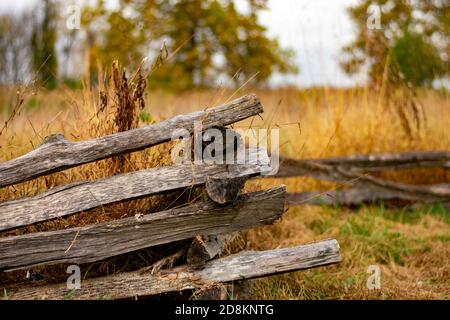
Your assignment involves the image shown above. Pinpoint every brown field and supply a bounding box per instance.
[0,85,449,299]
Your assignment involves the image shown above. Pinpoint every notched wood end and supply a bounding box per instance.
[205,176,247,204]
[187,235,225,269]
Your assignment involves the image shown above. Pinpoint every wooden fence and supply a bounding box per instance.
[0,94,341,300]
[275,152,450,207]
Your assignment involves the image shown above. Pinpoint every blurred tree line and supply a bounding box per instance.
[342,0,449,88]
[83,0,298,90]
[0,0,448,90]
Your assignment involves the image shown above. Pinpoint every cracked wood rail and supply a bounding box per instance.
[0,94,263,188]
[0,186,286,271]
[7,239,341,300]
[0,147,271,232]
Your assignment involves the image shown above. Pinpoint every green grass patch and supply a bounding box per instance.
[308,216,335,234]
[381,203,449,225]
[338,210,418,265]
[432,234,450,243]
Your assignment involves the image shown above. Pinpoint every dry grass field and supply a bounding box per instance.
[0,84,449,299]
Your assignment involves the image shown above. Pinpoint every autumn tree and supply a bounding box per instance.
[341,0,448,87]
[31,0,59,89]
[82,0,297,90]
[82,1,147,76]
[391,30,446,87]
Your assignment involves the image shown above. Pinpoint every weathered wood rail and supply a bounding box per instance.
[0,147,269,232]
[0,94,262,188]
[294,151,450,171]
[287,184,450,206]
[0,94,341,300]
[7,240,341,300]
[275,153,450,206]
[0,187,285,271]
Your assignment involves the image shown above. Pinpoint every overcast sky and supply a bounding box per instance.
[0,0,363,87]
[257,0,362,87]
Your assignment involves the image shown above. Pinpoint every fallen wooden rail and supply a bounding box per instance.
[0,147,269,231]
[287,183,450,206]
[7,239,341,300]
[0,94,262,188]
[0,186,285,271]
[275,161,450,203]
[280,151,450,173]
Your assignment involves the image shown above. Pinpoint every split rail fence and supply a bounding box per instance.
[2,93,447,299]
[0,94,341,300]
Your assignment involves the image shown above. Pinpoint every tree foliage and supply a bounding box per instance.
[342,0,448,87]
[83,0,297,90]
[391,31,446,87]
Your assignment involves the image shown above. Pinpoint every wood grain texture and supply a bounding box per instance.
[0,146,271,231]
[0,94,263,188]
[0,186,286,271]
[287,183,450,206]
[7,239,341,300]
[275,161,450,202]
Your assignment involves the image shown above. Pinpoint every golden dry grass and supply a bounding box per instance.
[0,85,449,299]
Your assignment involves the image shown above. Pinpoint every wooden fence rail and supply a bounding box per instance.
[0,146,269,232]
[275,156,450,206]
[296,151,450,171]
[287,184,450,206]
[0,94,262,188]
[7,239,341,300]
[0,186,285,271]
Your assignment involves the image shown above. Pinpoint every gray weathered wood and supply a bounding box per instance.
[198,127,247,204]
[279,151,450,172]
[0,94,263,188]
[0,186,285,271]
[288,189,399,206]
[287,183,450,206]
[315,151,450,169]
[275,161,450,202]
[0,147,271,231]
[205,176,247,204]
[7,239,341,300]
[187,234,236,268]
